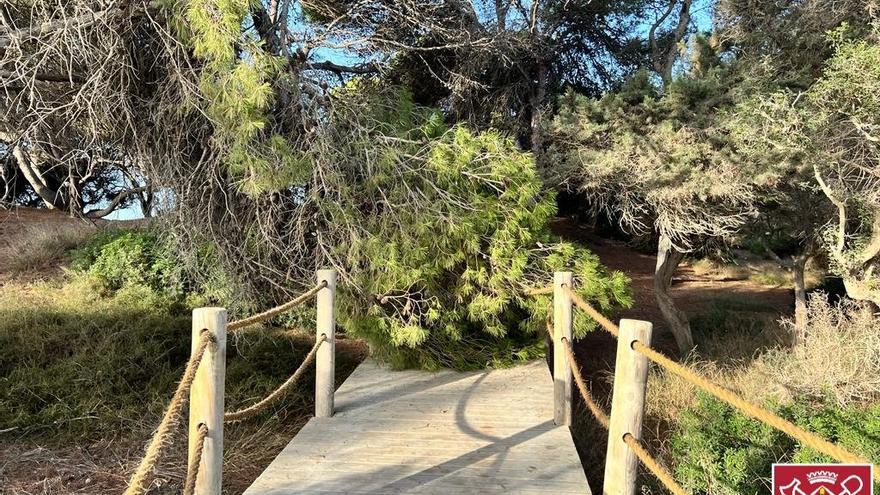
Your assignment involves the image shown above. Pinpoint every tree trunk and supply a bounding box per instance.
[792,253,809,345]
[654,234,694,353]
[530,61,547,163]
[841,275,880,307]
[13,144,65,210]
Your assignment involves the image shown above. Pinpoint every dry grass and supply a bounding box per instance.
[757,294,880,406]
[2,223,98,275]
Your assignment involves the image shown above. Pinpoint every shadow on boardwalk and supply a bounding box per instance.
[244,360,591,495]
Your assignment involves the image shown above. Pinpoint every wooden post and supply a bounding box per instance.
[189,307,226,495]
[553,271,573,426]
[603,319,653,495]
[315,269,337,418]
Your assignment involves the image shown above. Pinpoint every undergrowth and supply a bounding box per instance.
[670,394,880,494]
[644,293,880,494]
[0,228,365,440]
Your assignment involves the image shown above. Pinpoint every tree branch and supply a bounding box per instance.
[0,2,159,48]
[303,60,383,75]
[84,185,149,218]
[0,69,85,84]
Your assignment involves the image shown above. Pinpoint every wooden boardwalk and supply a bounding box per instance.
[243,359,591,494]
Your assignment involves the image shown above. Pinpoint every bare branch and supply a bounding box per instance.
[84,185,149,218]
[303,60,383,75]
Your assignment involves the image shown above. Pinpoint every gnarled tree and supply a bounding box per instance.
[547,64,761,353]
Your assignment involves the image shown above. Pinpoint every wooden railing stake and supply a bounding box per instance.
[189,307,226,495]
[553,271,573,426]
[315,269,337,418]
[603,318,653,495]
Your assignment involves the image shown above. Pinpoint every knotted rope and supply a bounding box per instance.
[123,330,213,495]
[182,423,209,495]
[224,335,325,423]
[228,281,327,332]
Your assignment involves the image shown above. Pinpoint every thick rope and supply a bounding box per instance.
[526,285,553,296]
[182,423,209,495]
[623,433,688,495]
[629,339,880,478]
[558,333,683,493]
[224,336,325,422]
[560,337,609,429]
[227,281,327,332]
[562,285,620,337]
[123,331,213,495]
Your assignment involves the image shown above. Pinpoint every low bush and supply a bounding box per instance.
[69,228,185,298]
[647,294,880,494]
[757,294,880,405]
[670,394,880,494]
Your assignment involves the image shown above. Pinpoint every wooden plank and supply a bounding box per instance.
[244,358,591,495]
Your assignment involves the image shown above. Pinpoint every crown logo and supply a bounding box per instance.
[806,470,839,484]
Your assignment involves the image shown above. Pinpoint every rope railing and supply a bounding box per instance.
[121,269,337,495]
[183,423,209,495]
[552,279,880,484]
[560,329,686,494]
[228,281,327,332]
[629,338,880,478]
[542,312,686,494]
[123,330,213,495]
[224,335,326,423]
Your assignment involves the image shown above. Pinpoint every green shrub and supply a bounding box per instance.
[70,229,184,298]
[670,394,880,494]
[318,88,632,370]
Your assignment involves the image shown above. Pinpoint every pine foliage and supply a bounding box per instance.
[308,87,631,369]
